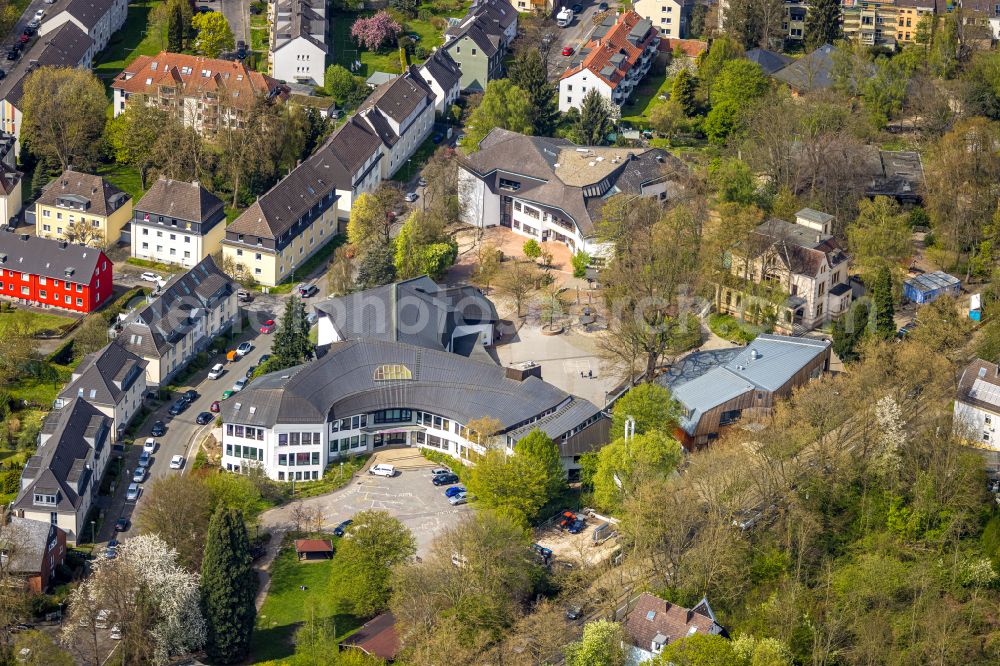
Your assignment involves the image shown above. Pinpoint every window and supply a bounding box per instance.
[373,409,412,424]
[499,178,521,192]
[34,493,57,505]
[373,364,412,380]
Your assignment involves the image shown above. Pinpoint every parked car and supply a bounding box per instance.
[139,271,161,283]
[168,398,187,416]
[417,177,427,187]
[558,510,577,529]
[259,354,271,364]
[306,312,318,325]
[236,341,252,357]
[132,467,146,483]
[232,378,247,392]
[143,438,156,453]
[598,1,608,9]
[18,34,29,44]
[568,518,587,534]
[532,543,553,564]
[221,390,234,400]
[196,411,213,425]
[238,289,253,302]
[138,451,151,468]
[245,365,257,379]
[235,40,247,59]
[208,363,225,379]
[5,50,17,61]
[561,46,574,56]
[444,485,465,498]
[109,625,122,640]
[430,467,451,476]
[169,455,185,470]
[566,605,583,620]
[260,319,275,334]
[0,69,6,80]
[114,518,129,532]
[22,26,35,36]
[151,420,166,436]
[26,19,39,29]
[432,472,459,486]
[333,519,353,537]
[571,2,583,12]
[896,320,918,340]
[369,464,396,477]
[296,283,318,297]
[182,389,199,403]
[210,400,221,412]
[431,133,444,144]
[404,192,418,202]
[448,492,468,506]
[32,9,45,21]
[226,350,238,362]
[95,609,110,629]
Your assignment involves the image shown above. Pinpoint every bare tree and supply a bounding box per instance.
[496,260,539,318]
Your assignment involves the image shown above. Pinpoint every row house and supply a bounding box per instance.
[35,169,133,247]
[634,0,691,39]
[56,343,147,442]
[39,0,128,58]
[111,52,288,138]
[269,0,328,87]
[558,11,660,113]
[131,177,226,267]
[418,49,462,115]
[443,0,518,92]
[0,229,112,313]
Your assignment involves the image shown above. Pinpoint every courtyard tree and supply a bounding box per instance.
[201,508,257,663]
[350,11,402,52]
[21,67,107,171]
[496,260,539,318]
[333,510,416,616]
[846,195,912,284]
[138,473,214,571]
[592,430,683,513]
[106,100,169,189]
[467,448,550,524]
[610,382,680,440]
[573,89,617,145]
[192,10,235,57]
[348,186,404,255]
[513,429,565,499]
[463,80,534,148]
[805,0,841,48]
[270,297,313,371]
[509,48,558,136]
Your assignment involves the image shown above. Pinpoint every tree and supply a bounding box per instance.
[710,60,769,108]
[272,297,313,370]
[573,89,616,145]
[514,429,565,499]
[871,266,895,340]
[471,242,501,293]
[846,195,912,284]
[564,620,626,666]
[696,36,743,97]
[328,245,354,296]
[804,0,841,49]
[138,472,214,571]
[704,99,742,144]
[192,11,234,57]
[496,260,539,318]
[356,240,396,289]
[334,511,415,616]
[593,430,683,513]
[389,0,418,17]
[463,80,534,148]
[325,64,368,106]
[832,300,869,363]
[351,11,401,52]
[571,250,590,278]
[63,535,205,665]
[63,218,106,248]
[655,633,736,665]
[611,382,679,440]
[201,508,256,663]
[650,100,687,143]
[724,0,786,49]
[509,48,558,136]
[393,212,456,280]
[689,4,707,39]
[348,186,402,255]
[20,67,106,171]
[217,96,288,208]
[105,100,168,189]
[167,0,185,51]
[522,239,541,261]
[467,447,550,524]
[708,157,757,205]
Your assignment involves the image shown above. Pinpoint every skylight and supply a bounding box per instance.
[373,364,412,381]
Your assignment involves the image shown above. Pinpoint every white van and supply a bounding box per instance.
[369,464,396,477]
[556,8,573,27]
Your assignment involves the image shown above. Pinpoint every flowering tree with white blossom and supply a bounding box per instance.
[63,534,205,665]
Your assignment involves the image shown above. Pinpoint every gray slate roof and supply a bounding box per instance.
[0,228,104,283]
[665,335,830,435]
[58,343,145,408]
[0,23,93,108]
[223,338,603,445]
[37,169,130,218]
[15,399,109,513]
[272,0,328,53]
[313,277,498,354]
[135,177,225,228]
[3,517,57,575]
[357,67,434,147]
[772,44,836,92]
[745,48,792,75]
[420,49,462,93]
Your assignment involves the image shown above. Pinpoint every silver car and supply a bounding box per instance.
[126,483,140,501]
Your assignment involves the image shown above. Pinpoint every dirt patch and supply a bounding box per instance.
[534,512,619,567]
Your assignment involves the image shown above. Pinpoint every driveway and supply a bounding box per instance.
[218,0,249,44]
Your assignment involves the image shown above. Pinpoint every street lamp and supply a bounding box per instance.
[90,520,96,546]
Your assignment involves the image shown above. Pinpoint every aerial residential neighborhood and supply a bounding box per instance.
[0,0,997,664]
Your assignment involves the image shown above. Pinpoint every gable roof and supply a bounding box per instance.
[58,343,146,408]
[624,593,724,653]
[46,0,117,30]
[745,47,793,75]
[135,177,225,228]
[748,217,848,277]
[560,11,657,88]
[420,49,462,93]
[358,66,434,138]
[14,399,110,513]
[341,612,400,661]
[2,517,58,575]
[772,44,836,92]
[0,22,93,109]
[0,228,105,283]
[36,169,130,218]
[272,0,328,53]
[114,256,236,359]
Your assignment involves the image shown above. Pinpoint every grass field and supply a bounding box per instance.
[93,0,166,87]
[620,72,672,127]
[251,537,362,662]
[97,163,146,201]
[0,310,76,336]
[330,9,461,79]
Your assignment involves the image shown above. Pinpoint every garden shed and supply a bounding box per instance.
[903,271,961,304]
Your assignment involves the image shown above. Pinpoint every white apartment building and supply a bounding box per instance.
[55,343,147,443]
[418,49,462,114]
[269,0,328,87]
[131,178,226,268]
[955,359,1000,451]
[39,0,128,63]
[633,0,689,38]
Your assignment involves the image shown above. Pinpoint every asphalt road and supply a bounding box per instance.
[218,0,250,45]
[0,0,56,76]
[545,1,606,80]
[98,297,284,543]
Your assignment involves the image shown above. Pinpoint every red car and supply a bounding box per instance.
[260,319,275,333]
[561,46,574,56]
[210,400,221,413]
[18,35,29,44]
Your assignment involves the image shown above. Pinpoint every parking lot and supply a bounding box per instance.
[260,448,473,555]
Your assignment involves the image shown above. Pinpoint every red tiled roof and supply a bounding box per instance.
[624,593,721,651]
[560,11,657,88]
[341,612,400,660]
[112,52,284,109]
[293,539,333,554]
[660,38,708,57]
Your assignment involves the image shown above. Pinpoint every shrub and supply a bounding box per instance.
[571,251,590,278]
[708,312,757,344]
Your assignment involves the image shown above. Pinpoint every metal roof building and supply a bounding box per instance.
[903,271,960,304]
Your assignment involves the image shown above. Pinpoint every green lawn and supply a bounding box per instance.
[620,72,673,127]
[97,163,146,201]
[251,536,362,663]
[249,13,268,63]
[93,0,166,87]
[0,310,76,336]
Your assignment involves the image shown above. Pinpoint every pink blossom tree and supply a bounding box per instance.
[350,11,403,52]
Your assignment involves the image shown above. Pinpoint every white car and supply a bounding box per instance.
[368,464,396,477]
[132,467,146,483]
[208,363,225,379]
[27,18,39,28]
[169,455,185,470]
[404,192,418,203]
[126,483,140,501]
[430,467,451,476]
[232,378,247,392]
[32,9,45,21]
[143,437,156,453]
[109,625,122,640]
[95,609,110,629]
[236,341,252,357]
[140,271,161,283]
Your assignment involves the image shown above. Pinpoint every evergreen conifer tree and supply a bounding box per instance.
[871,266,896,340]
[200,508,257,664]
[509,49,558,136]
[805,0,842,49]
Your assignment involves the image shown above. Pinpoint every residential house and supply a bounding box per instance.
[860,147,924,203]
[459,128,686,260]
[718,209,852,333]
[962,0,1000,40]
[56,343,147,442]
[356,66,436,180]
[895,0,938,43]
[313,276,499,350]
[0,158,21,226]
[623,593,726,664]
[35,169,133,247]
[771,43,836,94]
[558,11,660,113]
[419,49,462,114]
[0,23,94,156]
[0,229,113,313]
[659,334,831,447]
[38,0,128,57]
[954,358,1000,450]
[111,52,288,138]
[111,256,238,387]
[633,0,691,39]
[13,399,112,543]
[131,177,226,267]
[783,1,808,41]
[0,516,67,594]
[443,0,518,92]
[745,47,793,75]
[269,0,328,87]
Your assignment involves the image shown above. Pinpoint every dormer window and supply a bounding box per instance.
[33,493,57,506]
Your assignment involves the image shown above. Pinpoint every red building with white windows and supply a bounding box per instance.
[0,230,113,313]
